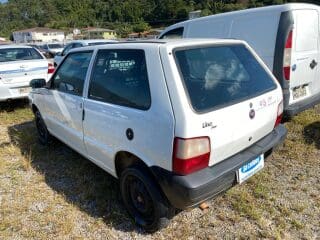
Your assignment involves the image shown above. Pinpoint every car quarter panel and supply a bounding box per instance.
[82,45,175,176]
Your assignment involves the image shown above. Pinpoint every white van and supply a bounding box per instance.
[159,3,320,117]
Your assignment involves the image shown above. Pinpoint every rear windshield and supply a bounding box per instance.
[174,44,277,112]
[0,48,43,62]
[48,44,63,49]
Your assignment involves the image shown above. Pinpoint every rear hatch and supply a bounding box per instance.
[169,42,282,167]
[0,47,48,84]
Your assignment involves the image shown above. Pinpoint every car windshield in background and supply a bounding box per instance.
[0,48,43,62]
[174,44,277,112]
[88,42,109,46]
[48,44,63,49]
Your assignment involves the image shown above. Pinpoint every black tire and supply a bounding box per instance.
[35,110,51,145]
[120,166,175,232]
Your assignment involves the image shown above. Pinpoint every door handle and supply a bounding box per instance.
[310,59,318,69]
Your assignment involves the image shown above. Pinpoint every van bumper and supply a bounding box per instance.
[284,92,320,118]
[151,125,287,210]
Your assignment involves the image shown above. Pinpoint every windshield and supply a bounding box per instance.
[0,48,43,62]
[48,44,63,49]
[174,44,277,112]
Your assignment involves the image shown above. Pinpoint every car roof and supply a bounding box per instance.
[69,39,117,44]
[0,45,34,49]
[68,38,247,53]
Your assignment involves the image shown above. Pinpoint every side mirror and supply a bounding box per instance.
[56,52,62,56]
[30,79,46,89]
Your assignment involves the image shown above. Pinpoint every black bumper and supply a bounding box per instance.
[284,92,320,117]
[151,125,287,210]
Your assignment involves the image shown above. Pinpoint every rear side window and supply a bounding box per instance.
[0,48,43,62]
[88,49,151,110]
[160,27,184,39]
[174,44,277,112]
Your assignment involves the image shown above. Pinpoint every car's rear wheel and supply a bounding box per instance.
[35,110,51,145]
[120,166,174,232]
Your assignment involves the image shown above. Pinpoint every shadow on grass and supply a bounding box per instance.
[303,121,320,149]
[7,120,144,234]
[0,99,29,112]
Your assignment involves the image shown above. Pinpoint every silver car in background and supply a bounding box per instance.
[0,45,53,101]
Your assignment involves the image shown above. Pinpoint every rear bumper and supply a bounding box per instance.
[284,92,320,117]
[0,83,31,101]
[151,125,287,210]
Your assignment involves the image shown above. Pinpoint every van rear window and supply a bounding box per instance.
[174,44,277,112]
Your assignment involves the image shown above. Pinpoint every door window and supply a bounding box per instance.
[61,43,73,56]
[51,51,93,96]
[73,43,83,48]
[88,49,151,110]
[160,27,184,39]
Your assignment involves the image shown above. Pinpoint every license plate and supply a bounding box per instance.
[237,154,264,184]
[19,87,31,94]
[293,87,307,100]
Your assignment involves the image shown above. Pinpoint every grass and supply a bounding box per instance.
[0,100,319,239]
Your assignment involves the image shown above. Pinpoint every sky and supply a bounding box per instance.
[0,0,7,3]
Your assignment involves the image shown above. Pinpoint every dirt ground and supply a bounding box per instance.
[0,100,319,239]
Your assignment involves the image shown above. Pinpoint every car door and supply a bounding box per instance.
[83,49,152,173]
[41,51,94,155]
[290,9,319,103]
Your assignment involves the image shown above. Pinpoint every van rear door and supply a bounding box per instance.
[290,9,319,104]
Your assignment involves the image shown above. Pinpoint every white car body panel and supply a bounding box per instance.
[289,9,320,105]
[31,39,282,175]
[82,45,175,174]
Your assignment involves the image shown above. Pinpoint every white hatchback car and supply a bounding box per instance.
[29,39,287,232]
[0,45,53,101]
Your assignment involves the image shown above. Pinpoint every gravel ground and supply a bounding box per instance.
[0,100,319,239]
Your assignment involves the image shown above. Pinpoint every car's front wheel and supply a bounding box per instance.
[35,110,51,145]
[120,166,174,232]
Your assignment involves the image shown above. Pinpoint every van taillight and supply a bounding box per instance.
[48,62,55,74]
[172,137,210,175]
[283,30,293,81]
[274,100,283,128]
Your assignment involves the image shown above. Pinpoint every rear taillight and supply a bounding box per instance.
[48,62,55,74]
[283,30,293,81]
[173,137,210,175]
[275,100,283,127]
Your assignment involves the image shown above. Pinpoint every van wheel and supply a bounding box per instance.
[35,110,51,145]
[120,166,174,232]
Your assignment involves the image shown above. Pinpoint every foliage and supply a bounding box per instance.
[0,0,313,38]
